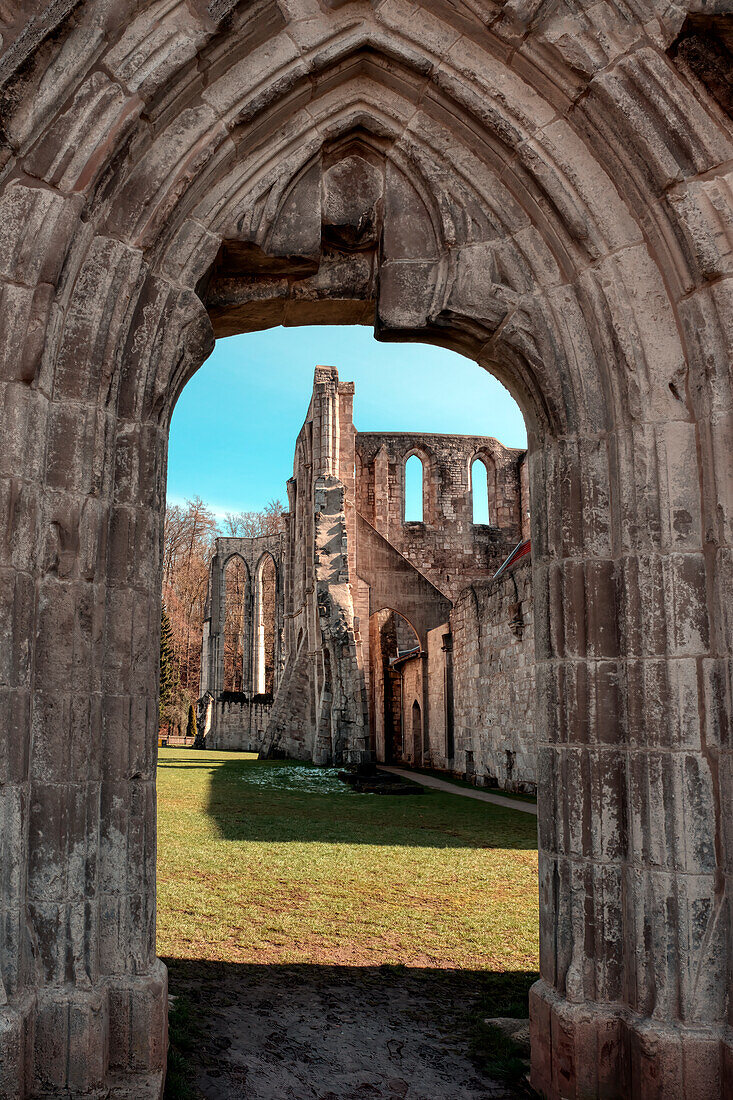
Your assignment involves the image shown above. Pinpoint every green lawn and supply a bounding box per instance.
[156,749,539,972]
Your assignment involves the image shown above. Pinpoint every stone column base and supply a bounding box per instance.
[530,980,628,1098]
[1,962,167,1099]
[107,960,168,1079]
[721,1029,733,1096]
[0,993,34,1100]
[530,979,724,1099]
[106,1070,165,1099]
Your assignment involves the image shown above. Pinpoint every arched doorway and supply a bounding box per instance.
[0,6,729,1098]
[368,608,423,765]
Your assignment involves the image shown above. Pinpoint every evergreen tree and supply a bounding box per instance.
[186,703,197,741]
[159,604,177,725]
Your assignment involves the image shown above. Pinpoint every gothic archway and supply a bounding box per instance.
[252,551,278,698]
[0,4,730,1098]
[222,553,249,693]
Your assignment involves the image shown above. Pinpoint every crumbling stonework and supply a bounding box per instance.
[199,534,284,750]
[452,559,536,791]
[0,2,731,1097]
[243,366,522,773]
[261,368,370,764]
[356,432,527,600]
[354,430,526,771]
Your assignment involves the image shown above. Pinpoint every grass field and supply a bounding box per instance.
[156,748,539,972]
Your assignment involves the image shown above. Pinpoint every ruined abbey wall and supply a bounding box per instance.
[244,370,530,780]
[355,432,525,601]
[208,696,275,752]
[206,366,531,783]
[452,559,536,792]
[352,389,529,782]
[261,367,369,764]
[199,533,285,751]
[365,558,533,782]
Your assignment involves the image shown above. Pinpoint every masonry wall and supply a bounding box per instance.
[262,367,369,764]
[202,370,534,786]
[200,533,284,751]
[208,698,274,752]
[399,656,424,765]
[355,432,523,601]
[369,608,424,763]
[451,559,535,792]
[356,429,528,778]
[425,624,450,768]
[369,611,386,761]
[519,453,531,543]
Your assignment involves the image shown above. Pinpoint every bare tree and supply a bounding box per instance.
[163,497,218,698]
[162,497,285,711]
[223,499,285,538]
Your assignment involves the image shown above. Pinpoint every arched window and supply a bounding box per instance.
[223,556,247,692]
[253,554,277,696]
[404,454,424,522]
[471,458,490,525]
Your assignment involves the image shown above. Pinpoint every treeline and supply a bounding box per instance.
[160,495,283,734]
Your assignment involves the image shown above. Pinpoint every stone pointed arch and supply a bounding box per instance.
[0,3,730,1098]
[253,548,279,581]
[220,552,250,693]
[220,549,252,573]
[469,451,494,526]
[371,605,423,654]
[252,549,279,697]
[402,446,433,524]
[200,535,284,747]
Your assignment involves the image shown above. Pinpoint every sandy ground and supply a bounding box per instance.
[168,962,525,1100]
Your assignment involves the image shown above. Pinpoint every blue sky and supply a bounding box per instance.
[168,325,526,517]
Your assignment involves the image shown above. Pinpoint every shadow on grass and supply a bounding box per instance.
[163,958,540,1099]
[158,750,538,850]
[165,994,201,1100]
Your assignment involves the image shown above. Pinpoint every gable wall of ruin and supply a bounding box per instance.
[355,432,526,602]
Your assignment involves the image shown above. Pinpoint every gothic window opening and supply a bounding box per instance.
[254,553,277,696]
[223,556,247,692]
[404,454,424,522]
[471,458,490,525]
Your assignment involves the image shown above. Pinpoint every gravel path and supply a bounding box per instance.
[169,962,524,1100]
[377,769,538,817]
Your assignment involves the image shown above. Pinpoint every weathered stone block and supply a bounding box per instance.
[0,384,49,486]
[24,71,141,194]
[0,1000,32,1100]
[107,962,167,1072]
[0,186,81,287]
[33,987,108,1094]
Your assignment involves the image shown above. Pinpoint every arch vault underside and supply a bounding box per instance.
[0,0,731,1096]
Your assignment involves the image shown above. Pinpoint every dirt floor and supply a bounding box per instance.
[167,960,527,1100]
